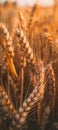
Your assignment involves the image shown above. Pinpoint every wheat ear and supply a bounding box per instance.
[27,3,38,30]
[42,31,55,62]
[40,63,56,130]
[16,27,35,65]
[19,11,27,32]
[0,85,16,120]
[0,23,18,79]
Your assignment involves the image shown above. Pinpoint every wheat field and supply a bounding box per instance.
[0,1,58,130]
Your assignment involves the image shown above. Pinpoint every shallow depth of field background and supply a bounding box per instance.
[0,0,55,6]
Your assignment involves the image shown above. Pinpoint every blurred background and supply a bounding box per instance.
[0,0,55,6]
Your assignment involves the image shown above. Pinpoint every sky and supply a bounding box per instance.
[0,0,55,6]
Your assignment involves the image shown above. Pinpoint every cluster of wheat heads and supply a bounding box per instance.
[0,1,58,130]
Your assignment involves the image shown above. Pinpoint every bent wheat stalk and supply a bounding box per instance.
[9,61,46,130]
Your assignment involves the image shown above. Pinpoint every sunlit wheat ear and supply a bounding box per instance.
[0,85,16,121]
[31,30,55,65]
[41,31,55,64]
[0,46,7,74]
[10,61,46,130]
[18,11,27,32]
[32,61,45,125]
[16,27,35,65]
[27,26,55,64]
[40,63,56,130]
[46,63,56,113]
[0,23,14,58]
[0,23,18,79]
[27,3,39,31]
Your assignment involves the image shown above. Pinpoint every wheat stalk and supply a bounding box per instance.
[40,63,56,130]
